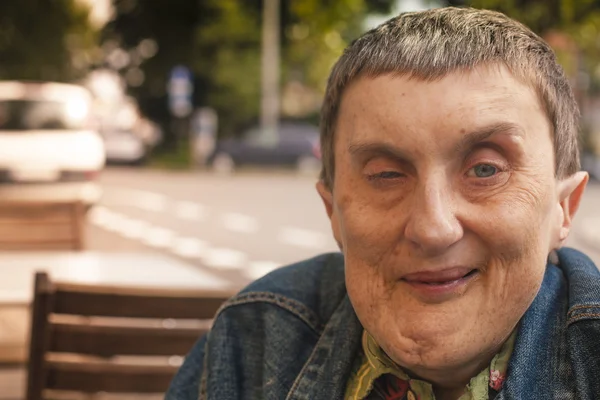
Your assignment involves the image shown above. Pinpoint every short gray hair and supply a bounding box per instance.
[319,7,580,190]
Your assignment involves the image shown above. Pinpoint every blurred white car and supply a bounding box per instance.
[0,81,105,205]
[103,118,162,165]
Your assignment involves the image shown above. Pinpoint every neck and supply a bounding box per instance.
[434,386,469,400]
[404,352,495,399]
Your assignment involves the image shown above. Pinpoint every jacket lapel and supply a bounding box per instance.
[285,296,363,400]
[497,261,575,399]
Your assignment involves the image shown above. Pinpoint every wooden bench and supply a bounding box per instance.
[0,201,86,365]
[0,201,86,251]
[25,272,232,399]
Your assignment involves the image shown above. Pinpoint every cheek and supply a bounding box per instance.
[334,168,405,241]
[466,176,556,254]
[470,182,554,309]
[336,189,402,317]
[485,251,546,306]
[335,189,403,269]
[345,261,396,333]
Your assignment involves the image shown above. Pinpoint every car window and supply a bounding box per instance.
[0,99,89,131]
[244,128,279,147]
[279,125,318,142]
[244,128,262,143]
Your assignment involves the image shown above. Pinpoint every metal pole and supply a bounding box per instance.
[261,0,280,146]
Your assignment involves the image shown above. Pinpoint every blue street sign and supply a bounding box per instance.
[168,65,193,117]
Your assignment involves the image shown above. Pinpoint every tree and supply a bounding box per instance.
[100,0,201,142]
[0,0,96,82]
[102,0,396,144]
[194,0,386,135]
[446,0,600,33]
[445,0,600,92]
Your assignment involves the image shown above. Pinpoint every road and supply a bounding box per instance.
[87,168,338,287]
[87,168,600,288]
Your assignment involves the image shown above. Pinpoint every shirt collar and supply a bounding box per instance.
[348,329,516,399]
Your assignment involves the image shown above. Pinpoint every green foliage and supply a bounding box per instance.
[149,139,191,169]
[0,0,96,82]
[193,0,262,136]
[460,0,600,33]
[102,0,200,138]
[192,0,395,136]
[449,0,600,91]
[285,0,367,92]
[103,0,395,142]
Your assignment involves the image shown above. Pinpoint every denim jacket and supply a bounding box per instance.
[166,247,600,400]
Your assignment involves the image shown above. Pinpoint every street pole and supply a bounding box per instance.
[261,0,280,146]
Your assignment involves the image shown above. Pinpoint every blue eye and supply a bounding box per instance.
[469,164,498,178]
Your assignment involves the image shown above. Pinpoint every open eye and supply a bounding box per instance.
[467,164,498,178]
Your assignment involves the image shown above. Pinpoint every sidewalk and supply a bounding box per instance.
[0,224,148,366]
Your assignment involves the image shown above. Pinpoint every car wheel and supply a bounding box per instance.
[296,155,320,175]
[212,153,235,174]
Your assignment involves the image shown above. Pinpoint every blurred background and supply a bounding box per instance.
[0,0,599,284]
[2,1,600,397]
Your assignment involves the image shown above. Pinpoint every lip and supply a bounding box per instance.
[402,267,475,283]
[401,267,479,303]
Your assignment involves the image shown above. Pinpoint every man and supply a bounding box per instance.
[167,7,600,399]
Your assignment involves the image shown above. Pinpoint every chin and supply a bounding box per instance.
[382,329,485,375]
[370,306,481,359]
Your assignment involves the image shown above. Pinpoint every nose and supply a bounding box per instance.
[404,178,464,255]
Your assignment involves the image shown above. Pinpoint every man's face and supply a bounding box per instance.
[318,65,567,377]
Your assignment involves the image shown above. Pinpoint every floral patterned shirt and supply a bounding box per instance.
[345,330,516,400]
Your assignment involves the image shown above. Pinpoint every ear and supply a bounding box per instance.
[316,180,343,250]
[554,171,588,248]
[316,180,334,219]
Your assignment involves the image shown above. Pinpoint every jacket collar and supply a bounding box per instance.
[497,262,573,399]
[287,248,598,399]
[482,248,599,399]
[557,247,600,315]
[285,295,363,400]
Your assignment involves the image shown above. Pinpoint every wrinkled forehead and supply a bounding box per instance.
[334,65,551,154]
[341,62,545,110]
[344,65,542,118]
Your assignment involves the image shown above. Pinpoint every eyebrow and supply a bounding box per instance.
[347,122,525,162]
[348,141,414,164]
[453,122,525,154]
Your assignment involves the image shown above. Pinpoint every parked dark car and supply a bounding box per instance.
[208,123,321,173]
[582,151,600,181]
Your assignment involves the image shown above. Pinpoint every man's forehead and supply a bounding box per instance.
[341,66,536,107]
[338,69,543,135]
[332,71,551,160]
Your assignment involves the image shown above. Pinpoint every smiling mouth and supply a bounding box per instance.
[401,267,479,285]
[402,269,479,286]
[399,267,480,301]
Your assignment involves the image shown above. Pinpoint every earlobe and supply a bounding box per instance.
[555,171,589,245]
[316,180,344,250]
[316,180,334,219]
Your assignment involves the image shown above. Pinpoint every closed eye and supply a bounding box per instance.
[367,171,404,180]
